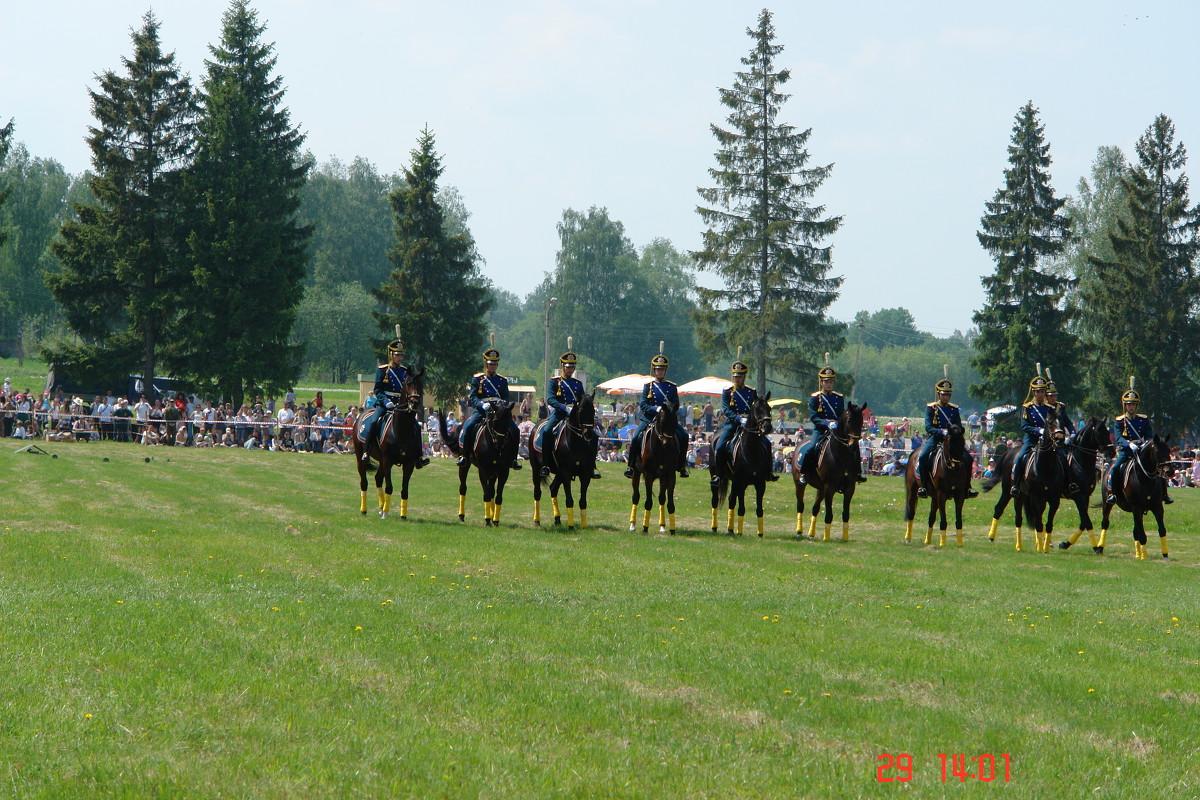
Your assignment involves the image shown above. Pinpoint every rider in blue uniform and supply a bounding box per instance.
[1046,379,1080,494]
[796,365,866,485]
[1107,384,1172,504]
[1010,373,1054,495]
[457,342,522,471]
[538,343,601,479]
[914,377,978,498]
[360,336,429,467]
[623,347,690,479]
[708,355,777,485]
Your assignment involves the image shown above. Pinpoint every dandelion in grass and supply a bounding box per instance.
[1088,688,1095,693]
[355,626,363,631]
[84,713,92,719]
[784,690,792,695]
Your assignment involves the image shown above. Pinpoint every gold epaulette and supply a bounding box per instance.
[377,364,388,369]
[948,402,959,409]
[1136,413,1148,419]
[473,372,485,378]
[1115,414,1127,421]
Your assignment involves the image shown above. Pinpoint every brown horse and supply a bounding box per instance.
[352,368,424,519]
[439,401,519,527]
[792,402,863,541]
[529,391,599,530]
[903,424,972,547]
[710,392,774,536]
[628,401,680,535]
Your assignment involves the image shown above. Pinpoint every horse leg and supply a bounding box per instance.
[563,479,576,530]
[988,492,1011,542]
[480,472,494,527]
[457,464,469,522]
[795,482,808,537]
[375,466,386,513]
[1133,511,1147,560]
[726,483,737,535]
[1153,505,1168,559]
[666,479,677,535]
[358,461,369,515]
[754,481,765,538]
[551,477,562,526]
[1060,496,1090,550]
[532,457,543,526]
[493,472,508,525]
[924,495,937,546]
[630,475,641,533]
[823,493,834,541]
[657,480,668,534]
[399,463,413,519]
[807,490,821,539]
[642,475,654,534]
[840,490,852,542]
[736,482,746,536]
[953,497,965,547]
[1096,498,1113,554]
[710,478,720,532]
[1042,497,1061,553]
[1013,494,1025,551]
[578,476,590,530]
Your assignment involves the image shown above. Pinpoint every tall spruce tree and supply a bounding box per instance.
[970,101,1073,404]
[47,12,195,389]
[694,8,844,391]
[373,129,491,408]
[0,118,12,251]
[175,0,310,407]
[1081,115,1200,429]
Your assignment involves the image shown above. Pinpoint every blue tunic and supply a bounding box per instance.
[373,363,412,406]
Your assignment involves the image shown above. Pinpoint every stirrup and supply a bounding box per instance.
[917,486,928,498]
[360,450,371,462]
[416,457,430,469]
[591,471,601,480]
[966,488,979,499]
[539,466,551,477]
[797,474,807,486]
[710,474,721,486]
[1105,493,1116,505]
[855,474,867,483]
[766,472,779,482]
[511,460,522,470]
[1164,495,1174,505]
[678,467,690,478]
[456,456,467,467]
[624,467,635,478]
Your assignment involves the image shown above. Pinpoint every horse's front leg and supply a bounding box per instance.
[1041,497,1061,553]
[398,463,413,519]
[1096,496,1115,554]
[754,481,766,538]
[563,478,576,530]
[578,476,590,529]
[924,496,938,546]
[1152,505,1168,559]
[665,478,676,535]
[358,462,369,515]
[1061,495,1093,550]
[734,482,746,536]
[532,460,544,526]
[953,497,965,547]
[840,489,852,542]
[641,475,654,534]
[457,463,470,521]
[987,491,1012,542]
[1132,511,1148,559]
[630,473,642,533]
[480,472,495,527]
[492,471,509,526]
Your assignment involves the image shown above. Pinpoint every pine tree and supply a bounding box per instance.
[46,12,195,389]
[694,9,844,391]
[1081,115,1200,428]
[0,118,13,251]
[970,101,1073,404]
[373,129,491,408]
[174,0,310,408]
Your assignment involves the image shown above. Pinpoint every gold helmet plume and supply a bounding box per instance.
[482,331,500,363]
[731,345,748,376]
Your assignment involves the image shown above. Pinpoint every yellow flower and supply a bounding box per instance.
[783,690,792,695]
[84,713,92,719]
[355,626,363,631]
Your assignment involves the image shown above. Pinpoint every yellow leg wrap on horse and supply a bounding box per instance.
[630,504,637,524]
[758,516,764,537]
[807,516,817,538]
[643,509,652,530]
[797,513,804,534]
[382,494,391,513]
[904,519,914,542]
[360,491,367,514]
[458,495,466,517]
[377,488,386,509]
[483,501,492,521]
[924,527,933,546]
[727,508,735,531]
[1014,528,1023,551]
[737,515,744,535]
[493,503,502,524]
[669,513,676,533]
[842,522,850,542]
[711,508,718,530]
[659,506,666,528]
[1088,532,1097,548]
[400,498,407,517]
[580,509,587,529]
[567,507,575,527]
[533,500,541,524]
[1068,530,1083,545]
[987,518,999,541]
[939,532,947,547]
[1098,529,1107,548]
[823,524,831,541]
[956,529,964,547]
[552,497,560,518]
[1161,536,1169,558]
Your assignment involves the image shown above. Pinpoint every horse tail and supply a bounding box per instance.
[716,476,729,506]
[362,458,378,474]
[438,411,463,456]
[981,472,1000,493]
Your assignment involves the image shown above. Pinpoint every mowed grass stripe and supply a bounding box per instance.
[1,442,1197,798]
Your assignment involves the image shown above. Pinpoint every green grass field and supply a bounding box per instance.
[1,441,1196,799]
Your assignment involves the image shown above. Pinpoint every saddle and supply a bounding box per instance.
[531,419,567,455]
[355,406,390,445]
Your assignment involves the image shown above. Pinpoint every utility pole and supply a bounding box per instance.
[542,296,558,403]
[851,319,864,402]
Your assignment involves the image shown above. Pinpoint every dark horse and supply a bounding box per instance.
[352,368,424,519]
[981,408,1063,552]
[628,401,680,535]
[1097,435,1173,559]
[529,391,599,530]
[791,401,863,541]
[1054,417,1115,552]
[710,392,774,537]
[903,424,972,547]
[439,400,519,527]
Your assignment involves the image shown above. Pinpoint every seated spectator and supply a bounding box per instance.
[196,430,215,447]
[243,433,259,450]
[175,424,189,446]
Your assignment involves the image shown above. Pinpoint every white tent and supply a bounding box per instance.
[596,374,651,395]
[676,376,734,396]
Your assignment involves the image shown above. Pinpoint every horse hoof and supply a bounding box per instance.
[554,517,561,526]
[361,510,367,516]
[758,533,763,539]
[1093,546,1104,555]
[642,527,649,534]
[567,526,575,531]
[400,515,407,520]
[1057,541,1071,550]
[534,521,541,527]
[711,526,717,532]
[379,512,388,520]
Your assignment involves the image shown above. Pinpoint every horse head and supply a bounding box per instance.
[1080,416,1114,459]
[654,401,678,439]
[572,391,598,439]
[748,391,773,435]
[402,367,425,410]
[843,401,864,440]
[1145,434,1174,481]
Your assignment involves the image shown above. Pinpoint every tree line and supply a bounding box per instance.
[2,6,1198,427]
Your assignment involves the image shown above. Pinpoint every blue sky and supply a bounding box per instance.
[3,0,1196,335]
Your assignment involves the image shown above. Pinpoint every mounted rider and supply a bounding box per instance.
[1010,368,1056,495]
[709,347,778,486]
[623,342,690,479]
[796,359,867,486]
[360,331,429,468]
[457,334,522,471]
[914,370,978,498]
[1045,370,1080,495]
[538,337,601,479]
[1107,378,1172,505]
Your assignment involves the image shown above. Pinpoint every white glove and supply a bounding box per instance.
[1130,442,1140,451]
[939,429,948,436]
[654,406,662,413]
[739,416,747,425]
[384,400,395,410]
[482,402,492,410]
[1037,428,1044,436]
[829,421,838,430]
